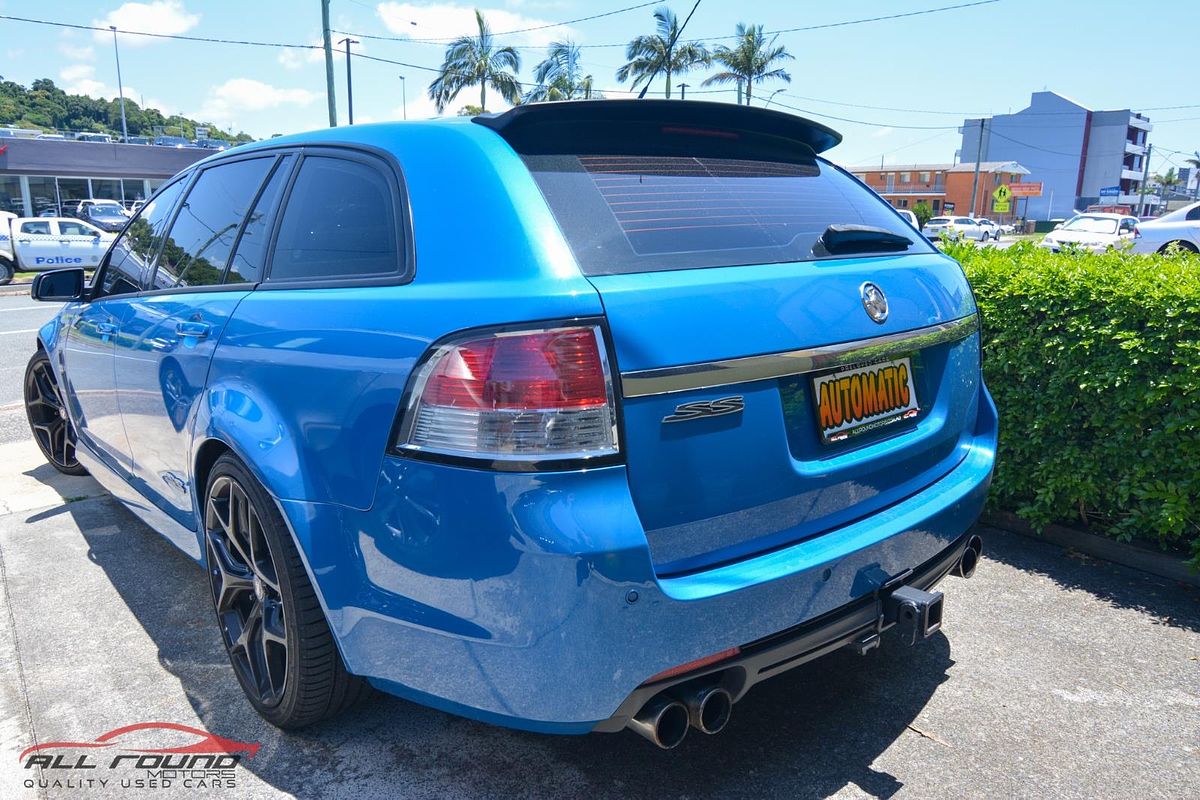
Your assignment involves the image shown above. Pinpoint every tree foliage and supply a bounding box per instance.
[0,77,251,142]
[912,200,934,228]
[946,240,1200,566]
[428,9,522,113]
[525,41,600,103]
[616,6,709,99]
[701,23,792,104]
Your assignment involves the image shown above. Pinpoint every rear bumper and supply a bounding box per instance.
[278,386,997,734]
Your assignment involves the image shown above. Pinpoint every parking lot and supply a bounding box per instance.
[0,284,1196,799]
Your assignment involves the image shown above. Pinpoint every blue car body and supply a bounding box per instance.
[35,101,996,736]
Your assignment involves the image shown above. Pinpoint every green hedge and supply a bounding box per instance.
[946,241,1200,566]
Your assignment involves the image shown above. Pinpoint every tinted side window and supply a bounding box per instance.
[154,157,274,289]
[58,221,92,236]
[20,221,51,235]
[269,156,399,281]
[226,155,293,284]
[1187,206,1200,222]
[97,178,186,299]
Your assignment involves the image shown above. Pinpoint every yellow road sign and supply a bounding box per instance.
[992,183,1012,213]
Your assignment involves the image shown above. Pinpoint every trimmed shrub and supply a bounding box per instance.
[947,240,1200,566]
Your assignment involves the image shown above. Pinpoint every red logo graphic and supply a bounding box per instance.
[19,722,260,762]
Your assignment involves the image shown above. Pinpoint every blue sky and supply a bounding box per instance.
[1,0,1197,172]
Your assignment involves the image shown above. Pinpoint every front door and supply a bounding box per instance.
[60,179,188,472]
[55,218,110,269]
[113,154,283,532]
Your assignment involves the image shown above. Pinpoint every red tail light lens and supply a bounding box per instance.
[396,324,619,463]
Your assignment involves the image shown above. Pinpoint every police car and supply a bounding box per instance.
[0,211,115,284]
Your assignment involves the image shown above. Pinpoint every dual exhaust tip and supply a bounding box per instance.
[628,684,733,749]
[954,534,983,579]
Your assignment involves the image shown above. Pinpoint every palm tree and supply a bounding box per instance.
[1185,155,1200,199]
[427,9,521,113]
[525,41,601,103]
[701,23,793,105]
[616,6,709,99]
[1152,168,1180,210]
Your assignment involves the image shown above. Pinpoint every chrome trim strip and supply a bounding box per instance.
[620,315,979,398]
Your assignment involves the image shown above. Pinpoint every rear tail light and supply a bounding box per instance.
[395,323,619,465]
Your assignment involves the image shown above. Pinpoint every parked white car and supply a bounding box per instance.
[1038,213,1140,253]
[922,216,989,242]
[974,218,1001,240]
[896,209,920,229]
[0,215,114,283]
[1130,201,1200,254]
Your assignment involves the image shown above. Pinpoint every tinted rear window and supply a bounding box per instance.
[524,154,931,275]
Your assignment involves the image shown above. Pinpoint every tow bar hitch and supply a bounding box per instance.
[885,586,944,646]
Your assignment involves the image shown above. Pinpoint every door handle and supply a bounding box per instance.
[17,238,30,244]
[96,322,118,336]
[176,321,211,339]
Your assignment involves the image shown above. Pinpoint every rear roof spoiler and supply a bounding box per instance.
[473,99,843,156]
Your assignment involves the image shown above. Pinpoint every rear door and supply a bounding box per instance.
[11,218,60,269]
[114,153,291,532]
[520,128,981,576]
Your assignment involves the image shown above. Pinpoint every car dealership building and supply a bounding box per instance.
[0,137,207,216]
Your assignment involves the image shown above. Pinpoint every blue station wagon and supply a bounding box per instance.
[25,101,995,749]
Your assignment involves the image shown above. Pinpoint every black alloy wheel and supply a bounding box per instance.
[24,350,88,475]
[203,455,369,727]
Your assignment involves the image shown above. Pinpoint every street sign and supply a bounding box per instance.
[1009,182,1043,197]
[943,201,956,213]
[992,183,1012,213]
[1099,185,1120,198]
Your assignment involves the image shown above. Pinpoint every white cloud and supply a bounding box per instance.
[59,42,96,61]
[92,1,200,47]
[194,79,319,126]
[377,3,573,48]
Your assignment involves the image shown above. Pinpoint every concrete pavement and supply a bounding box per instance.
[0,418,1197,799]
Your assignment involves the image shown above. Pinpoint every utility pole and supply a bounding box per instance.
[399,75,407,119]
[109,26,129,142]
[678,83,688,100]
[339,38,359,124]
[1138,143,1153,215]
[968,117,987,218]
[321,0,337,127]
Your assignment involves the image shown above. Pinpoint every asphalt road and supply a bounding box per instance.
[0,292,56,421]
[0,419,1196,800]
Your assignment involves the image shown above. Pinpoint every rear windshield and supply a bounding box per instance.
[928,217,951,224]
[524,154,933,275]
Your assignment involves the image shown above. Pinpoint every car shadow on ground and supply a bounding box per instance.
[975,525,1200,633]
[46,493,954,800]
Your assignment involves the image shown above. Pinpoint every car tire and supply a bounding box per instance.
[24,350,88,476]
[1159,240,1198,255]
[204,454,371,728]
[0,258,14,286]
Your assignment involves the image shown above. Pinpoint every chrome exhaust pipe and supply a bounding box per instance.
[627,695,690,749]
[676,685,733,735]
[954,534,983,579]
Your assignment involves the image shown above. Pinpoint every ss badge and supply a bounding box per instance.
[662,396,745,424]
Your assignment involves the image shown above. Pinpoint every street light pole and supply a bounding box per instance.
[765,88,784,108]
[338,38,359,124]
[321,0,337,127]
[399,75,407,120]
[109,26,129,142]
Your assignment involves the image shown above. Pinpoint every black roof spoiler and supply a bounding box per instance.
[473,99,843,155]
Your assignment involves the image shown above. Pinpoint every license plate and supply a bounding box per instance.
[812,356,919,444]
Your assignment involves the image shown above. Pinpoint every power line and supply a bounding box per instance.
[335,0,1005,50]
[335,1,660,44]
[0,12,324,49]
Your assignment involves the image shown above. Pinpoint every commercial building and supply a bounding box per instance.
[849,161,1030,222]
[0,137,206,216]
[958,91,1152,219]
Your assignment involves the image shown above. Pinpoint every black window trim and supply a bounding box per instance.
[140,150,289,297]
[257,143,415,291]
